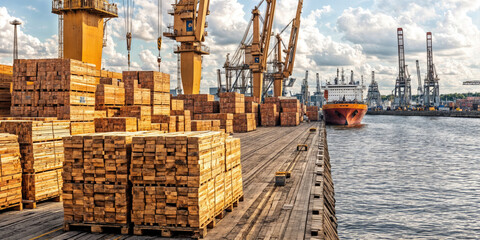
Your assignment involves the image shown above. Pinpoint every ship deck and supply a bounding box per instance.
[0,122,333,240]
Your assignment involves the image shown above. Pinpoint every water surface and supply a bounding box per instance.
[327,115,480,239]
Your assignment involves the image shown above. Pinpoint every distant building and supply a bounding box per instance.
[170,89,177,96]
[456,97,480,110]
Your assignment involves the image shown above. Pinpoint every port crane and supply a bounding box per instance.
[366,71,382,107]
[164,0,210,95]
[271,0,303,97]
[220,0,276,97]
[250,0,276,99]
[423,32,440,107]
[393,28,412,107]
[300,70,310,105]
[416,60,423,105]
[52,0,118,70]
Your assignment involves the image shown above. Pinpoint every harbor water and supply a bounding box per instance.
[327,115,480,239]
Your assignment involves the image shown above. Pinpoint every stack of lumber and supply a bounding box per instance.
[264,97,281,113]
[171,109,192,132]
[280,98,301,126]
[11,59,98,135]
[123,71,170,115]
[0,119,69,207]
[95,81,125,110]
[233,113,256,133]
[130,131,244,234]
[194,101,219,114]
[245,98,259,126]
[260,104,279,126]
[118,106,152,131]
[191,120,221,131]
[0,133,22,211]
[123,72,151,106]
[174,94,216,118]
[306,106,319,121]
[280,112,300,126]
[94,117,137,132]
[0,65,13,116]
[62,132,145,225]
[152,115,176,133]
[219,92,245,114]
[194,113,233,133]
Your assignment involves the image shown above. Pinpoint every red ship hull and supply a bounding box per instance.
[322,103,367,125]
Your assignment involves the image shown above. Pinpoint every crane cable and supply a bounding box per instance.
[124,0,134,70]
[157,0,162,71]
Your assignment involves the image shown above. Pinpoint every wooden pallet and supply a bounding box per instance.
[22,194,62,209]
[0,202,23,212]
[64,222,131,235]
[133,197,242,239]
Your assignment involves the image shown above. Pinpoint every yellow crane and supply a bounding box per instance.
[164,0,210,95]
[273,0,303,97]
[52,0,118,70]
[250,0,276,99]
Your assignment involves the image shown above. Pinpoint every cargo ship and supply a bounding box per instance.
[322,69,367,125]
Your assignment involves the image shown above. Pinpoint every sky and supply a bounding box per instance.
[0,0,479,95]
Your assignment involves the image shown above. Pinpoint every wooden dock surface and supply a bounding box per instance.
[0,122,336,240]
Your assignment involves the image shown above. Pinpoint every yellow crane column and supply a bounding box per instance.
[250,0,276,99]
[52,0,118,70]
[164,0,210,95]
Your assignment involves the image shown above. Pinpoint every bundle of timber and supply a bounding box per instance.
[191,120,221,131]
[170,99,184,111]
[174,94,215,118]
[123,71,170,115]
[219,92,245,114]
[194,100,219,114]
[194,113,233,134]
[171,110,192,132]
[280,98,301,113]
[11,59,99,135]
[233,113,256,133]
[94,117,137,132]
[264,97,281,113]
[0,134,22,211]
[0,65,13,116]
[260,104,279,126]
[95,82,125,110]
[130,131,244,237]
[306,106,319,121]
[118,106,152,131]
[0,119,69,208]
[0,120,69,173]
[62,132,148,228]
[245,100,259,126]
[152,115,176,133]
[280,112,300,126]
[280,98,301,126]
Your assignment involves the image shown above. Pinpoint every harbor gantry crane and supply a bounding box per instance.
[164,0,210,95]
[300,70,310,105]
[52,0,118,70]
[366,71,382,108]
[416,60,423,105]
[393,28,412,107]
[423,32,440,107]
[271,0,303,97]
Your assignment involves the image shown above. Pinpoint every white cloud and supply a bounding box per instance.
[0,7,57,64]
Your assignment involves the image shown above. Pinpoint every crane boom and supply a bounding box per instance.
[273,0,303,97]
